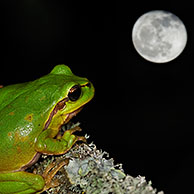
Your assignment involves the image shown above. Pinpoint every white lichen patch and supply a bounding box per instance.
[29,123,164,194]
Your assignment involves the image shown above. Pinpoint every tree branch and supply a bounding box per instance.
[29,123,164,194]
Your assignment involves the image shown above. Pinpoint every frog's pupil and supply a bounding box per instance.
[68,85,81,101]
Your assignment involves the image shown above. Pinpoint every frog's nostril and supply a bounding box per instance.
[80,82,91,88]
[85,82,91,88]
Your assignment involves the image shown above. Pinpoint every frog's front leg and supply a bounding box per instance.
[35,126,86,154]
[0,171,44,194]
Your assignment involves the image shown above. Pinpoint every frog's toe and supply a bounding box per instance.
[41,160,68,192]
[66,134,86,149]
[69,126,82,134]
[62,126,82,141]
[76,135,87,142]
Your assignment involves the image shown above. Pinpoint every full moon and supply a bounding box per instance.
[132,10,187,63]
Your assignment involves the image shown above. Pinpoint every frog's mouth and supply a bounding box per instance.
[65,106,83,124]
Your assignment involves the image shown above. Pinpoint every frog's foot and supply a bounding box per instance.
[35,126,87,155]
[56,126,82,139]
[68,126,82,134]
[0,171,45,194]
[62,126,87,150]
[40,160,69,192]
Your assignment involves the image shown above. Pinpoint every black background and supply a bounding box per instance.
[3,1,193,193]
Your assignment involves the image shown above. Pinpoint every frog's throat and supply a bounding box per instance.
[44,97,83,130]
[65,106,83,123]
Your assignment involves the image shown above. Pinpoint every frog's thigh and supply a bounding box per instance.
[0,171,45,194]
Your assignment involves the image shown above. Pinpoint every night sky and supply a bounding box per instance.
[2,1,194,193]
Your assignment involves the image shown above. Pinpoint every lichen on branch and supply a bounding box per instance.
[29,123,164,194]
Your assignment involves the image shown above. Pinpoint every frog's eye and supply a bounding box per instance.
[68,85,81,101]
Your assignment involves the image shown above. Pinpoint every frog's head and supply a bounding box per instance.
[44,65,95,130]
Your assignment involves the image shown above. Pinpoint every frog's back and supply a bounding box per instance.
[0,82,45,171]
[0,77,61,172]
[0,83,29,111]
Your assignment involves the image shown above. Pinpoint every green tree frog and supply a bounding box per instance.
[0,65,94,193]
